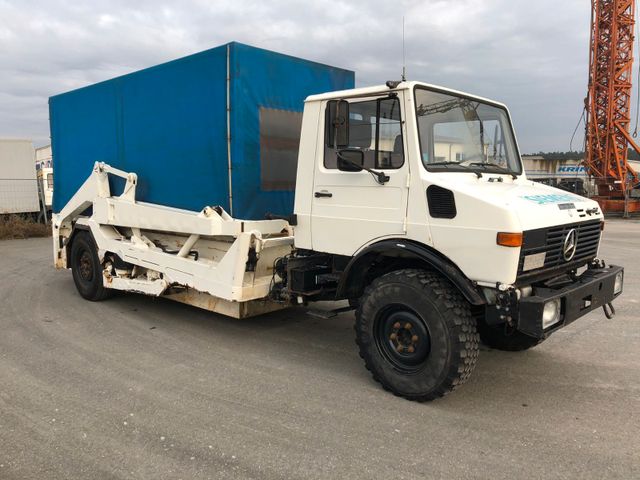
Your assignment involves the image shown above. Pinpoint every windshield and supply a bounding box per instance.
[415,87,522,175]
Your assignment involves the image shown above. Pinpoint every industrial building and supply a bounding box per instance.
[35,144,52,169]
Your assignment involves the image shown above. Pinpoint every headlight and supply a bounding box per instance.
[614,271,624,295]
[542,298,561,329]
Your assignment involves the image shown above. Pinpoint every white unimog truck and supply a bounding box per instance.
[53,81,624,401]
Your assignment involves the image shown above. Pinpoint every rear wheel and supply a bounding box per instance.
[477,320,544,351]
[70,231,113,301]
[355,269,479,401]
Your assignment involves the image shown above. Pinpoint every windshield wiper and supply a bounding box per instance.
[428,161,459,166]
[467,162,517,179]
[428,161,482,178]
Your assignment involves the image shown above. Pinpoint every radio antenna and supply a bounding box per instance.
[401,16,406,81]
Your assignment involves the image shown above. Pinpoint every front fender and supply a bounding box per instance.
[336,239,486,305]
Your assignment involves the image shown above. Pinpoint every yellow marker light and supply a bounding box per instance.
[496,232,523,247]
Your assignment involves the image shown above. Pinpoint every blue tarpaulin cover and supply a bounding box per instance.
[50,42,354,218]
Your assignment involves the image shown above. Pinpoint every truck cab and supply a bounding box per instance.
[38,167,53,211]
[297,82,601,286]
[53,80,623,402]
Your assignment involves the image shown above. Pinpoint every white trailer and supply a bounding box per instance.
[0,139,40,215]
[53,81,624,401]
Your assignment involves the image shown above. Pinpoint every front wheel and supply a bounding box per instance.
[355,269,479,401]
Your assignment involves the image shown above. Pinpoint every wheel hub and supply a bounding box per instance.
[78,250,93,281]
[376,309,431,372]
[389,322,420,353]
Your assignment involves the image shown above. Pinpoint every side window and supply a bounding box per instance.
[260,107,303,191]
[376,98,403,169]
[324,97,404,169]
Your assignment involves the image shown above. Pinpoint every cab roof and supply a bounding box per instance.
[305,80,508,110]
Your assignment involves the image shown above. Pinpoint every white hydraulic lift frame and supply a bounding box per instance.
[53,162,294,318]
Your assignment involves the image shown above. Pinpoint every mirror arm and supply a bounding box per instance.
[336,151,389,185]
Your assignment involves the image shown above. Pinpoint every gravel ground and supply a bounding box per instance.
[0,219,638,479]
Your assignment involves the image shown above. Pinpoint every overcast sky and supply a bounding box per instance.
[0,0,602,152]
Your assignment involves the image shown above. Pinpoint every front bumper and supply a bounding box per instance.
[517,264,623,338]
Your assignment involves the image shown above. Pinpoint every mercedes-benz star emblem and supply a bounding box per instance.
[563,229,578,261]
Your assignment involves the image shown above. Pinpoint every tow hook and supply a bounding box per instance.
[603,302,616,319]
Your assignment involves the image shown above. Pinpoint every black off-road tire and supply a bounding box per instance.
[477,320,544,351]
[355,269,479,401]
[70,231,113,302]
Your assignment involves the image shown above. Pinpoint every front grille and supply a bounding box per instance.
[518,219,601,279]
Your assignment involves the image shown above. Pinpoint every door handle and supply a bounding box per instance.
[315,191,333,198]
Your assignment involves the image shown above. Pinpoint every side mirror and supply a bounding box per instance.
[337,149,364,172]
[325,100,349,148]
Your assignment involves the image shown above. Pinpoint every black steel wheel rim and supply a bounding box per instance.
[374,306,431,373]
[77,248,94,283]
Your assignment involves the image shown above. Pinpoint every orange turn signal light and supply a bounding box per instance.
[496,232,523,247]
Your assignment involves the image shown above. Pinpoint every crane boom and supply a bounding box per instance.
[585,0,640,212]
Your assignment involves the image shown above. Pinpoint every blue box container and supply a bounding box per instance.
[49,42,354,218]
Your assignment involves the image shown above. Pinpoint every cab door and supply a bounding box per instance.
[310,94,409,256]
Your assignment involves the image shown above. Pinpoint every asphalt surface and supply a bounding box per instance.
[0,220,638,479]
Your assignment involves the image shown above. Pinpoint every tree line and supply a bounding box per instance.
[525,149,640,161]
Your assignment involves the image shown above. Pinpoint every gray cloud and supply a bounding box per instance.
[0,0,599,151]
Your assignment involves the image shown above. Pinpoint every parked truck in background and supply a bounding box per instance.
[0,139,41,215]
[51,43,624,401]
[37,167,53,212]
[36,145,54,212]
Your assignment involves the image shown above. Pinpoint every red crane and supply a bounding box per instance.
[585,0,640,213]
